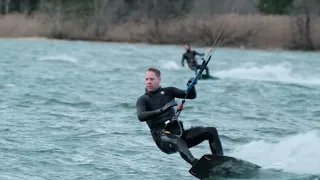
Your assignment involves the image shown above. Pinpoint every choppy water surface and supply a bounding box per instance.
[1,39,320,180]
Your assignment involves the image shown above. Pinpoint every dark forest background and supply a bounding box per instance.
[1,0,320,50]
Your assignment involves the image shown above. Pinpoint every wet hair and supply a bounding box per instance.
[147,68,161,77]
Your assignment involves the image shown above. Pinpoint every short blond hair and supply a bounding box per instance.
[147,68,161,77]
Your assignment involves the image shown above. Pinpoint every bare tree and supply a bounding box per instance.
[5,0,11,14]
[0,0,3,14]
[143,0,193,43]
[92,0,130,37]
[92,0,109,37]
[290,0,316,50]
[191,2,266,47]
[36,0,64,38]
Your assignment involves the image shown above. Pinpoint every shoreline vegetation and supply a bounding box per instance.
[0,13,319,51]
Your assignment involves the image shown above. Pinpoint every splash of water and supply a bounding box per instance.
[229,131,320,175]
[215,62,320,86]
[160,61,181,70]
[38,55,78,63]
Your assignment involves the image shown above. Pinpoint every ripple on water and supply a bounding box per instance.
[1,40,320,180]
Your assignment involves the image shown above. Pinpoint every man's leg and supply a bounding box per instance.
[158,131,198,165]
[197,65,210,76]
[205,67,210,76]
[182,126,223,155]
[188,64,198,76]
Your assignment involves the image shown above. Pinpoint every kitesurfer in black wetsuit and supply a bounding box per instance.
[181,44,210,76]
[136,67,223,166]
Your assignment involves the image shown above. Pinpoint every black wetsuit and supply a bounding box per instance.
[136,85,223,165]
[181,50,210,76]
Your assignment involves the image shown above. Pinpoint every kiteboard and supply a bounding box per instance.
[198,74,219,80]
[189,154,261,179]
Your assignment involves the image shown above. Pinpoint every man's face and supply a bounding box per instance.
[184,45,190,51]
[145,71,161,92]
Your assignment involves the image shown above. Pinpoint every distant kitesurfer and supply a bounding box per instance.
[136,67,223,166]
[181,44,210,76]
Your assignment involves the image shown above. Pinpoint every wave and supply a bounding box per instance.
[215,62,320,86]
[229,130,320,175]
[38,55,78,63]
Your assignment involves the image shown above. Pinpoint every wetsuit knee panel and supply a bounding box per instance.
[159,141,177,154]
[161,133,180,144]
[157,133,181,154]
[185,126,218,140]
[206,127,218,136]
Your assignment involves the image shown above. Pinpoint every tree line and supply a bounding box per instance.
[0,0,319,50]
[0,0,193,21]
[0,0,316,17]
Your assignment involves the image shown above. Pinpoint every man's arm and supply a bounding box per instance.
[194,51,205,56]
[165,86,196,99]
[136,96,163,122]
[181,54,185,67]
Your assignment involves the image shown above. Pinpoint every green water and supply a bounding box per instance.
[1,39,320,180]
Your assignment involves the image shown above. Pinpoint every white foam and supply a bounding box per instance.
[229,130,320,175]
[215,62,320,86]
[38,55,78,63]
[160,61,181,70]
[5,84,15,88]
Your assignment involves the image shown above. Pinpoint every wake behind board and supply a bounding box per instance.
[189,154,261,179]
[199,74,219,80]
